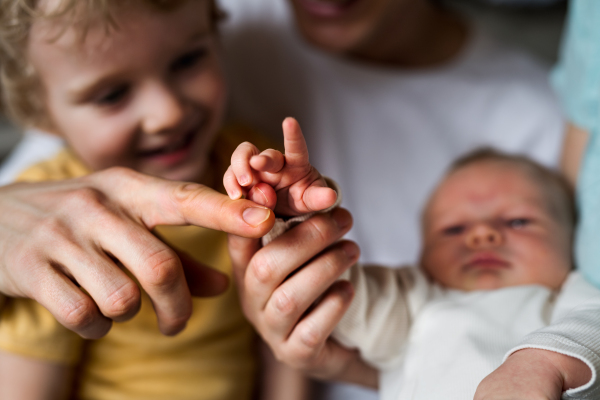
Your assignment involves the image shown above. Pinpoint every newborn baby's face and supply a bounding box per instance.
[420,161,571,291]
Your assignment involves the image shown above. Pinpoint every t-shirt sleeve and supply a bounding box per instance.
[0,298,84,365]
[504,272,600,399]
[332,265,430,370]
[551,0,600,134]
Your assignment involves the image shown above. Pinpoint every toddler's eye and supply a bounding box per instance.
[96,84,129,106]
[171,48,207,72]
[507,218,530,229]
[443,225,464,236]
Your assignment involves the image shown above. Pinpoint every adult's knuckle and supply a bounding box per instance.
[144,247,181,288]
[297,322,322,350]
[271,288,299,319]
[321,247,348,274]
[62,297,97,330]
[67,187,104,207]
[248,253,276,285]
[35,215,69,242]
[102,281,140,318]
[305,215,335,244]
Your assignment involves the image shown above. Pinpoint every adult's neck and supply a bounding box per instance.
[348,3,468,68]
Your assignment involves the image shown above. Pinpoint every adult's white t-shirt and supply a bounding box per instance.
[220,0,564,267]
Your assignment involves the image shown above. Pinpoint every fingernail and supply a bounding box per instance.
[229,188,242,200]
[243,207,271,227]
[254,186,269,206]
[239,175,250,186]
[332,209,352,230]
[342,241,359,259]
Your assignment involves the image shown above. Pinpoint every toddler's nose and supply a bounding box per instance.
[141,83,186,134]
[465,224,502,249]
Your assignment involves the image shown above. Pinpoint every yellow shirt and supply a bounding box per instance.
[0,126,272,400]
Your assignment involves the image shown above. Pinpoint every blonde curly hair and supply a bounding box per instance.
[0,0,222,129]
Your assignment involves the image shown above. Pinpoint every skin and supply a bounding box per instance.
[224,117,337,216]
[230,156,590,395]
[288,0,467,67]
[420,160,572,291]
[30,0,226,183]
[229,208,377,387]
[226,119,377,387]
[0,1,278,340]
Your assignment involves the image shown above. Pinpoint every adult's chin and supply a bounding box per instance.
[290,0,369,53]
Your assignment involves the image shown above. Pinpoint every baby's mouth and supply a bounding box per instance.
[463,252,510,270]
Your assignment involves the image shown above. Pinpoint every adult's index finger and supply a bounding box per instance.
[87,168,276,237]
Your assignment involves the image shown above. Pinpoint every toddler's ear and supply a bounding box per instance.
[247,182,277,210]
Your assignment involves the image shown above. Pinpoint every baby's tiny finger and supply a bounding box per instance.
[250,149,285,173]
[224,166,244,199]
[248,183,277,209]
[303,186,338,212]
[231,142,259,187]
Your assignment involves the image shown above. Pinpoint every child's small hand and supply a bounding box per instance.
[224,117,337,216]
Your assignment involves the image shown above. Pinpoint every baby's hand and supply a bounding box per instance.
[224,117,337,216]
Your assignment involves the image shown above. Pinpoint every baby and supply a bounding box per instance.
[227,131,600,399]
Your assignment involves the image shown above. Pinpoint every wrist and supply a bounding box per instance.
[510,348,592,391]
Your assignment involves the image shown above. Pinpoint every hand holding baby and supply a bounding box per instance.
[226,118,377,385]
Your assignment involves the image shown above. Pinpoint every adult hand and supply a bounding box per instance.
[229,207,378,388]
[474,348,591,400]
[0,167,275,339]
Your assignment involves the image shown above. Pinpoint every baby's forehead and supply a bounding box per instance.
[424,161,549,219]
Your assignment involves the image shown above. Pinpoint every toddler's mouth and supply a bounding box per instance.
[137,129,196,158]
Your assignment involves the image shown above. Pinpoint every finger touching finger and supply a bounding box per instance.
[87,169,275,237]
[248,182,277,209]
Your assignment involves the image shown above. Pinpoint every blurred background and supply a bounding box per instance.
[0,0,568,161]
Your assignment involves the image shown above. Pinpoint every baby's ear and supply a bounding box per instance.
[247,182,277,210]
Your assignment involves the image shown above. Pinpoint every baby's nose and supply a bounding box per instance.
[465,224,502,248]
